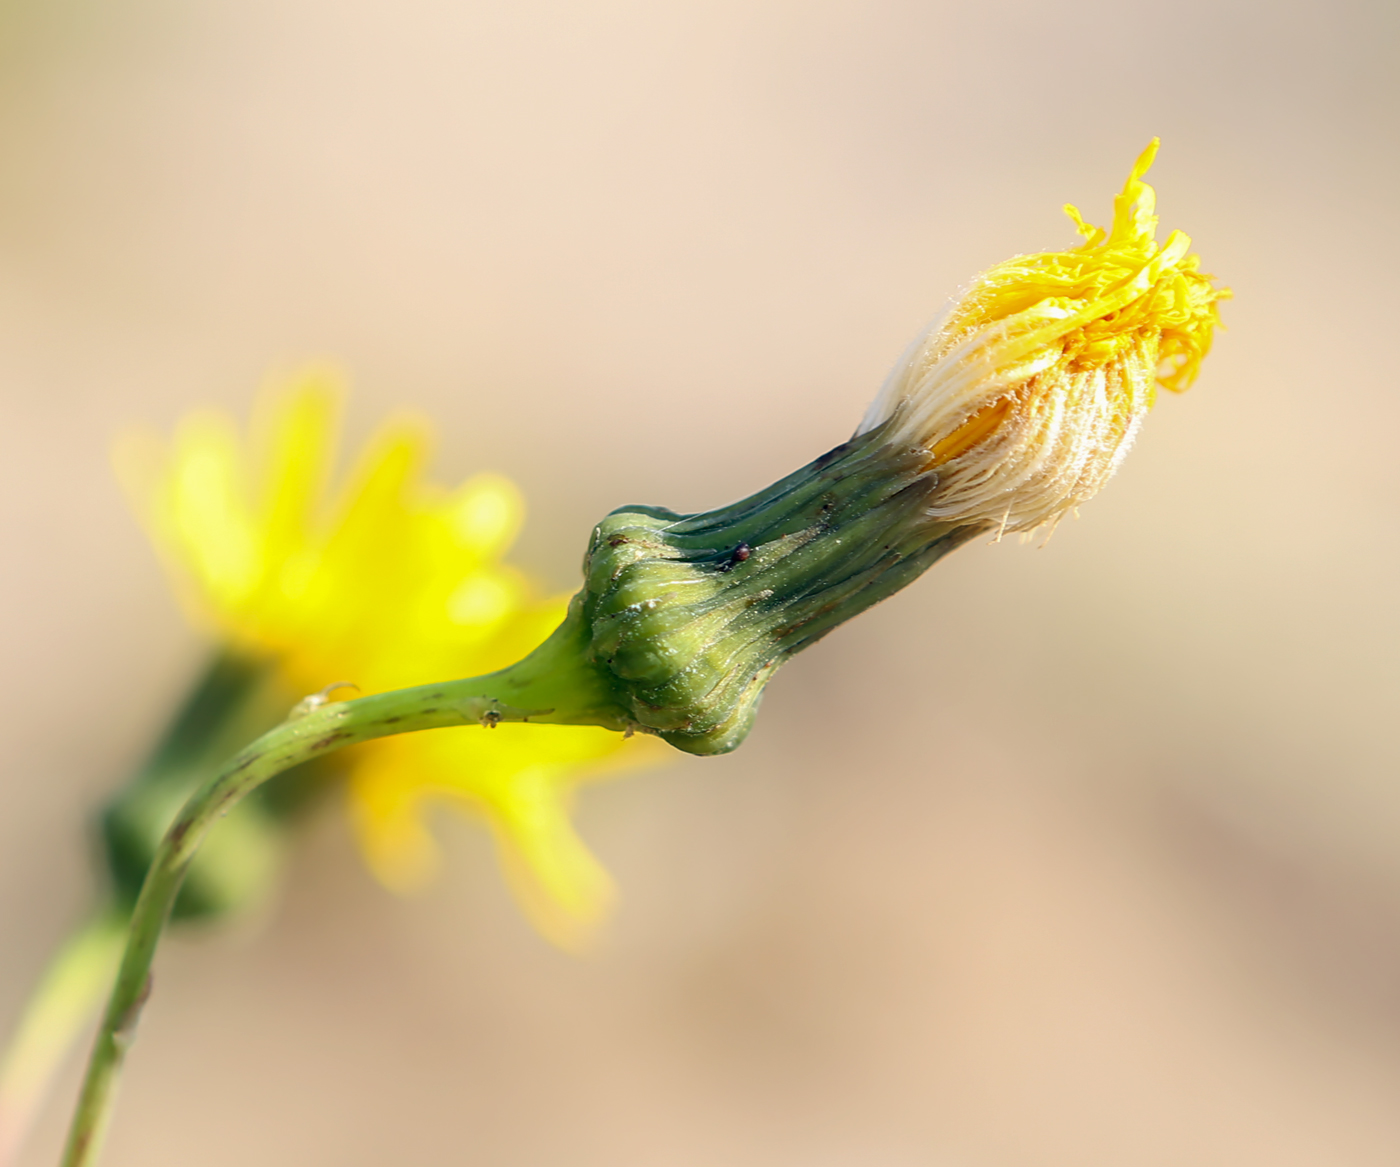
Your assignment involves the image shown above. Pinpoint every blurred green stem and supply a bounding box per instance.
[58,615,625,1167]
[0,655,281,1167]
[100,651,290,924]
[0,914,125,1166]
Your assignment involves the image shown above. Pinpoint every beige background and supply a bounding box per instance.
[2,0,1399,1163]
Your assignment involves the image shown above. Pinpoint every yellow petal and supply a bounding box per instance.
[484,771,615,951]
[446,473,524,562]
[347,756,443,893]
[347,723,662,947]
[253,370,342,580]
[164,413,262,621]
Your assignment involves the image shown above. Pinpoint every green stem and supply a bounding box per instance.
[0,913,125,1167]
[100,651,291,925]
[1,658,279,1167]
[59,618,626,1167]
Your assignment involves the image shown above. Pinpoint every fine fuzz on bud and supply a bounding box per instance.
[858,139,1228,534]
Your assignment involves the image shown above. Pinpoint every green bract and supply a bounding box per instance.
[571,426,978,755]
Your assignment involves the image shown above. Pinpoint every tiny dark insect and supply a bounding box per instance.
[716,542,752,572]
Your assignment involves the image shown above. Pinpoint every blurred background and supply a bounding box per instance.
[1,0,1398,1163]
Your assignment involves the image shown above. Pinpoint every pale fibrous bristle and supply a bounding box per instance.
[859,140,1227,535]
[858,314,1159,534]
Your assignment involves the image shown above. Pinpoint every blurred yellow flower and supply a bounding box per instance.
[115,370,656,946]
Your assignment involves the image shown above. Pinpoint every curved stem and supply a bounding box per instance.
[60,623,622,1167]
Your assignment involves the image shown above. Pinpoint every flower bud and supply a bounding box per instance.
[568,142,1227,755]
[576,431,975,754]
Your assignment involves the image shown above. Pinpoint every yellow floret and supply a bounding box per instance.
[861,139,1229,534]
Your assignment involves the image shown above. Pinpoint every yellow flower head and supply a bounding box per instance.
[116,370,658,947]
[859,139,1229,534]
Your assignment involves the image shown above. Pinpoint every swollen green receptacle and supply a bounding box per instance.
[571,427,978,755]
